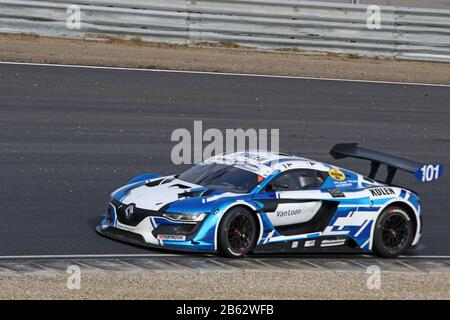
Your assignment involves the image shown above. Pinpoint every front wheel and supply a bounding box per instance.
[373,206,414,258]
[218,207,257,258]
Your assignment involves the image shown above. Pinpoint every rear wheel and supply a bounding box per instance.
[373,206,414,258]
[218,207,257,258]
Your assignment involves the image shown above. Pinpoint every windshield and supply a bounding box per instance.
[178,163,262,193]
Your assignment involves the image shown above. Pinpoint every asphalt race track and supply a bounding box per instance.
[0,63,448,256]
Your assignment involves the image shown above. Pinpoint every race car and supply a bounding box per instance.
[97,143,443,258]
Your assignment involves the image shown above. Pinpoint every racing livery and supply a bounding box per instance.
[97,143,443,258]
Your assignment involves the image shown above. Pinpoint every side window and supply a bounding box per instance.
[269,171,300,191]
[267,169,325,192]
[297,170,325,190]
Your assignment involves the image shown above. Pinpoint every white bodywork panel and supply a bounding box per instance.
[266,201,322,226]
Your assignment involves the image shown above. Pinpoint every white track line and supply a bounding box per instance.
[1,61,450,88]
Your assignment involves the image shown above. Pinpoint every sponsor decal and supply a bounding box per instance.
[240,152,269,163]
[267,202,321,226]
[291,241,298,249]
[328,168,346,181]
[320,239,346,247]
[304,240,316,248]
[369,187,395,197]
[328,189,345,198]
[157,234,186,241]
[276,208,302,217]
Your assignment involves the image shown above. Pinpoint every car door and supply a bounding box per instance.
[254,169,335,235]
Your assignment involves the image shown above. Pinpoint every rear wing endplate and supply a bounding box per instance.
[329,143,443,184]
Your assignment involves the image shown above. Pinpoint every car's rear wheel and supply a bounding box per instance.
[373,206,414,258]
[218,207,257,258]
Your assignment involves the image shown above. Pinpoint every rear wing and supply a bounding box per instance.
[329,143,443,184]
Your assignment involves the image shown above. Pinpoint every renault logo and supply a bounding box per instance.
[124,204,135,219]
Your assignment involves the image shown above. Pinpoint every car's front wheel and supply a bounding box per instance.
[373,206,415,258]
[218,207,257,258]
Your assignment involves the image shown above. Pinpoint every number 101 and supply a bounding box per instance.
[419,164,441,182]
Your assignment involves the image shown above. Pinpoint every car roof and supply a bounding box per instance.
[204,151,333,176]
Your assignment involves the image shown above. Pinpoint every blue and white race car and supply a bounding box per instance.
[97,143,443,258]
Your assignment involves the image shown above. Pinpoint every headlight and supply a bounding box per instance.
[162,212,207,223]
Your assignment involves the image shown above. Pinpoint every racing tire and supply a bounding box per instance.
[373,206,415,258]
[218,207,258,258]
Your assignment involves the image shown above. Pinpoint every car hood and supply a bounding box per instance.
[112,178,239,212]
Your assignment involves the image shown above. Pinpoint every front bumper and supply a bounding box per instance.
[95,225,204,253]
[96,225,151,248]
[96,224,216,253]
[97,201,217,253]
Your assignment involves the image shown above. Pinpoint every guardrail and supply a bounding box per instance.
[0,0,449,62]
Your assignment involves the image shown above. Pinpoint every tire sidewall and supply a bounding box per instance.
[373,206,414,258]
[218,207,257,258]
